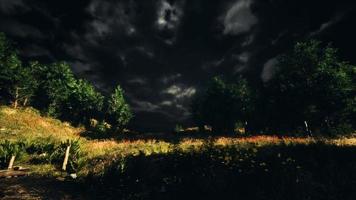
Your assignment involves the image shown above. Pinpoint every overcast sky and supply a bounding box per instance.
[0,0,355,131]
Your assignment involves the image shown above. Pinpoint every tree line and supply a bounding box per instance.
[1,32,354,136]
[0,33,132,132]
[192,40,355,135]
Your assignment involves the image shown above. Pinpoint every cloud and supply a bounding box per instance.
[0,19,45,39]
[309,13,346,36]
[20,44,53,58]
[161,73,182,84]
[156,0,184,30]
[164,85,196,99]
[222,0,257,35]
[132,99,161,113]
[261,57,278,82]
[0,0,28,14]
[127,77,147,85]
[85,0,137,43]
[160,100,173,106]
[155,0,185,44]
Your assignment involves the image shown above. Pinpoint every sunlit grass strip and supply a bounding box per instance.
[0,106,83,142]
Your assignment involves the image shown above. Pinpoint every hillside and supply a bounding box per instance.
[1,106,356,199]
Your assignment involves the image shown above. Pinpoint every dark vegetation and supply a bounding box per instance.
[0,33,132,132]
[90,144,356,200]
[192,40,355,135]
[0,32,354,136]
[0,139,82,173]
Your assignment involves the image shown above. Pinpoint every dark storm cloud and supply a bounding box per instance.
[1,0,356,131]
[0,0,28,14]
[0,19,45,39]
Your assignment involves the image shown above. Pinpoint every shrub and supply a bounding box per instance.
[106,86,133,132]
[0,140,26,168]
[191,76,254,134]
[63,79,104,126]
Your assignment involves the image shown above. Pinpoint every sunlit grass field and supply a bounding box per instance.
[1,106,355,176]
[1,106,356,199]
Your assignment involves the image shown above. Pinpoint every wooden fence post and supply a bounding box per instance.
[8,155,16,169]
[62,145,71,171]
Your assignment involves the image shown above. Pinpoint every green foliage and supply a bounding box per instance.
[0,32,133,130]
[31,61,77,117]
[107,86,133,131]
[265,40,355,134]
[192,76,254,133]
[48,140,82,173]
[0,140,26,168]
[0,33,38,107]
[63,79,105,126]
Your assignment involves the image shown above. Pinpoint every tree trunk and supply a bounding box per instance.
[13,87,19,109]
[23,97,28,107]
[304,120,312,136]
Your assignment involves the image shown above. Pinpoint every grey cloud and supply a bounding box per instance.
[156,0,184,30]
[164,85,196,99]
[310,13,346,36]
[20,44,53,58]
[155,0,185,45]
[0,0,28,14]
[161,73,182,84]
[70,61,93,75]
[85,0,137,43]
[261,57,278,82]
[222,0,257,35]
[127,77,147,85]
[0,19,44,39]
[231,52,250,72]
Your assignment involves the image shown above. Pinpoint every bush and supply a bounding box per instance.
[191,76,254,134]
[106,86,133,132]
[0,140,26,168]
[48,140,83,173]
[63,79,104,126]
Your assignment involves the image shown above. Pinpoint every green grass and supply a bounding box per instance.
[1,105,355,178]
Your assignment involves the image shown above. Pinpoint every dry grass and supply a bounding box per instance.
[1,106,355,177]
[0,106,82,143]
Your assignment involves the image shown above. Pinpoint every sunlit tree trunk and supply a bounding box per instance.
[23,97,28,107]
[13,87,19,109]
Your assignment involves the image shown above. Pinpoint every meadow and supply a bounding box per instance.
[1,106,356,199]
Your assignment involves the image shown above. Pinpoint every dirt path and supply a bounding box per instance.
[0,177,90,200]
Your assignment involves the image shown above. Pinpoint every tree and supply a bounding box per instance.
[31,61,77,117]
[106,86,132,131]
[265,40,355,134]
[63,79,105,126]
[191,76,254,133]
[0,33,37,108]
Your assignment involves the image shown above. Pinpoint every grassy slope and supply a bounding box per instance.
[1,105,355,177]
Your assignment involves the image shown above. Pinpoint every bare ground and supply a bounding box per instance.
[0,177,92,200]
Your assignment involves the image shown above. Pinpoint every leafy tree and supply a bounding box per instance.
[63,79,105,126]
[31,61,77,117]
[265,40,355,134]
[0,33,37,108]
[191,76,254,133]
[106,86,132,131]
